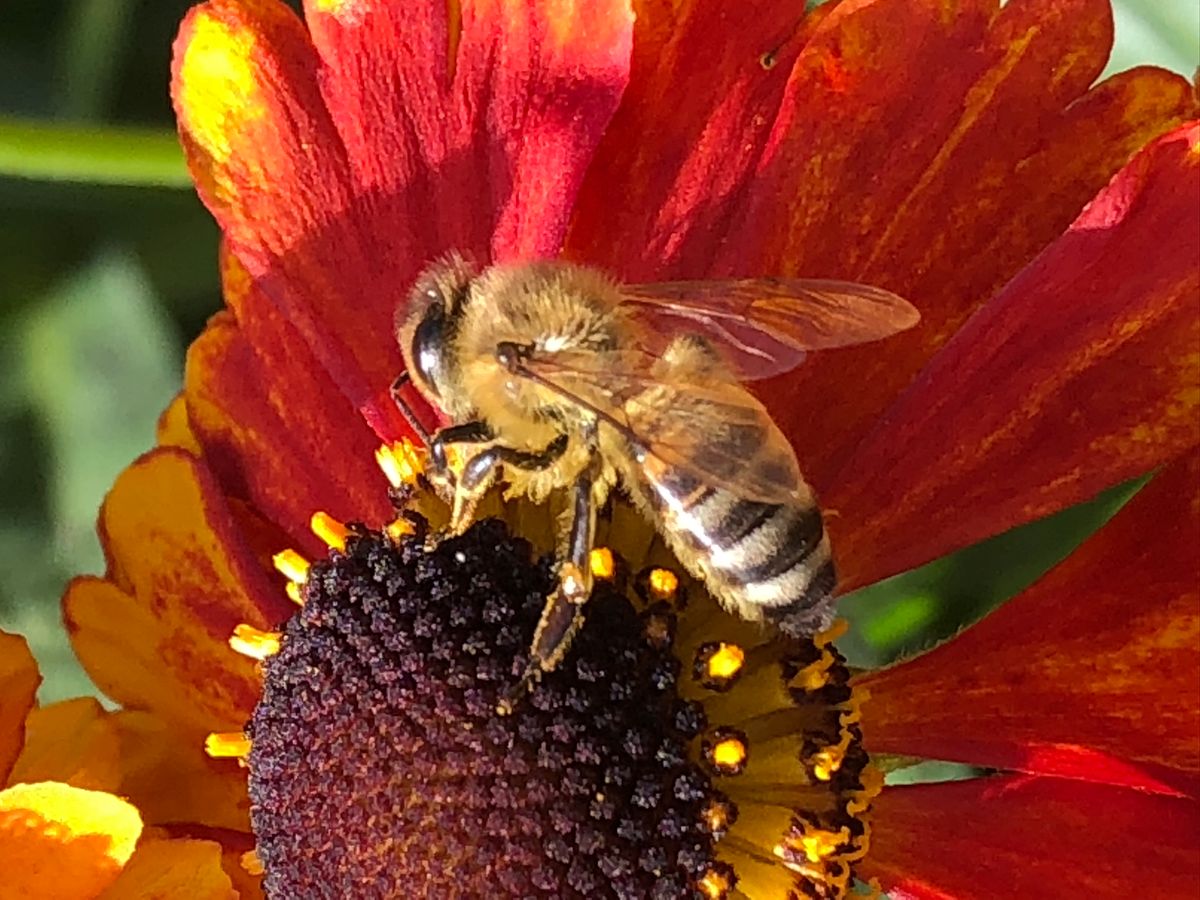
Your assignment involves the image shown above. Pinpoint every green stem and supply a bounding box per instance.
[0,116,191,188]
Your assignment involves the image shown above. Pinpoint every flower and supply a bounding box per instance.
[32,0,1200,896]
[0,631,246,898]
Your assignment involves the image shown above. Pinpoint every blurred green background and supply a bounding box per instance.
[0,0,1196,705]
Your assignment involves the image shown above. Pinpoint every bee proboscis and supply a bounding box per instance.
[392,256,919,708]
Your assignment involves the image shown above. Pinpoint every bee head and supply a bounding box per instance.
[397,254,477,414]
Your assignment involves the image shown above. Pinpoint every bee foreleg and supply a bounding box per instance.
[389,372,431,444]
[427,421,494,506]
[446,433,570,534]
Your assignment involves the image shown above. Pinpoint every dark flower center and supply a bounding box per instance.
[249,520,738,897]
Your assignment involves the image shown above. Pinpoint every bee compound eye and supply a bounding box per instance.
[410,307,449,400]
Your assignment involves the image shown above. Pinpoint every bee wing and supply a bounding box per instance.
[621,278,920,380]
[517,349,805,505]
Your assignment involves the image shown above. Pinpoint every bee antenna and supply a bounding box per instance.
[389,372,432,445]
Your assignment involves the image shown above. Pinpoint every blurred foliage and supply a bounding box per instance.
[0,0,1195,716]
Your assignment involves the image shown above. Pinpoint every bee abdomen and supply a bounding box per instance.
[714,500,824,586]
[648,475,836,638]
[758,555,837,638]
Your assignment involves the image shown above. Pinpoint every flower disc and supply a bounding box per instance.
[249,520,735,897]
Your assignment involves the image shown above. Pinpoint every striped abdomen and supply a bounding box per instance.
[637,463,837,639]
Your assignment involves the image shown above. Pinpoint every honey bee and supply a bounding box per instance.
[392,255,918,704]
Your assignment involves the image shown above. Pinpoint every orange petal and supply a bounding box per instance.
[0,781,142,900]
[111,710,251,833]
[183,254,392,554]
[221,842,265,899]
[828,122,1200,589]
[11,703,250,833]
[0,630,40,782]
[862,775,1200,899]
[9,698,121,792]
[156,394,201,454]
[857,452,1200,796]
[63,449,290,734]
[571,0,1195,487]
[102,838,237,900]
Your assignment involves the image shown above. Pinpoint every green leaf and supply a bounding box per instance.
[11,249,182,702]
[23,248,182,575]
[840,476,1145,668]
[55,0,137,120]
[0,116,191,187]
[1107,0,1199,77]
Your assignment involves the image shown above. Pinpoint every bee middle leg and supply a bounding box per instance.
[529,462,598,661]
[497,457,600,717]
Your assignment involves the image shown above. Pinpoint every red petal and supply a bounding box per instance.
[862,775,1200,899]
[306,0,632,261]
[571,0,1195,486]
[185,253,392,553]
[569,0,829,277]
[857,452,1200,796]
[171,1,381,414]
[62,449,290,734]
[828,122,1200,589]
[174,0,632,436]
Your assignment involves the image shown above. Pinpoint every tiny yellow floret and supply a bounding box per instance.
[386,518,416,543]
[697,867,731,899]
[310,511,349,551]
[798,827,848,863]
[701,799,731,834]
[205,732,252,760]
[812,748,844,782]
[711,737,747,771]
[815,618,849,647]
[229,624,281,660]
[647,567,678,601]
[272,548,310,584]
[241,849,265,876]
[375,440,425,488]
[588,547,615,580]
[707,643,745,681]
